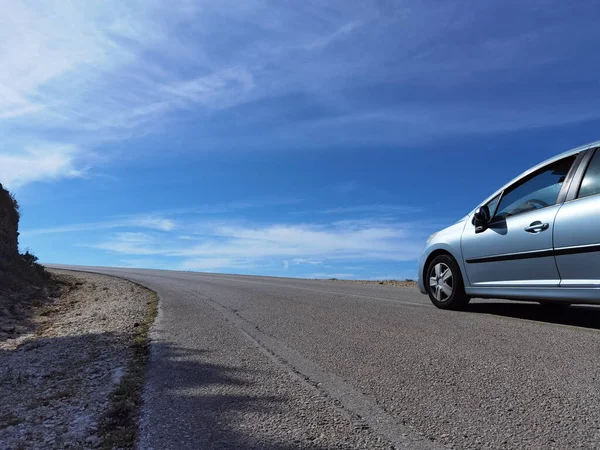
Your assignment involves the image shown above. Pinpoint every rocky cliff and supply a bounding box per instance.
[0,184,51,323]
[0,183,20,264]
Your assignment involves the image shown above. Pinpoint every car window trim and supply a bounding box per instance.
[556,150,588,203]
[566,147,600,201]
[489,152,582,222]
[485,193,502,219]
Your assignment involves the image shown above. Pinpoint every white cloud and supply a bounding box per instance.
[4,0,591,190]
[129,217,175,232]
[2,0,597,139]
[90,220,427,265]
[283,260,289,270]
[0,144,82,188]
[0,1,264,133]
[93,232,159,256]
[292,258,323,265]
[21,215,176,236]
[303,21,361,51]
[0,1,262,188]
[163,68,254,109]
[321,204,421,214]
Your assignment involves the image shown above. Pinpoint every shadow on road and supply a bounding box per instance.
[465,301,600,330]
[144,342,336,450]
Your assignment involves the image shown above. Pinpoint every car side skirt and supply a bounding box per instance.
[465,287,600,304]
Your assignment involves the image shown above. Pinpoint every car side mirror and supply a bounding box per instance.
[474,205,490,232]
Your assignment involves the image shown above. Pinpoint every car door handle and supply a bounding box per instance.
[524,221,549,233]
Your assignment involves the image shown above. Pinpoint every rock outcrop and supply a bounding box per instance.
[0,183,19,263]
[0,184,50,324]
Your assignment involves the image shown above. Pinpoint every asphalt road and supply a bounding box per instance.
[50,266,600,449]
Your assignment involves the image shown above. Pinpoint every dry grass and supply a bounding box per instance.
[99,291,158,450]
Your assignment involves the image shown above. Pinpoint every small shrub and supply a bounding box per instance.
[21,250,39,265]
[8,191,20,220]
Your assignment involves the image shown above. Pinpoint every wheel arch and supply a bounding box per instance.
[422,249,460,294]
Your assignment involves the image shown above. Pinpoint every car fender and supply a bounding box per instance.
[418,219,470,293]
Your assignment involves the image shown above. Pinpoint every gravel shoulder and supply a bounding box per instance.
[0,269,155,450]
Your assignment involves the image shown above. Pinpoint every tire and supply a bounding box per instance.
[426,254,470,310]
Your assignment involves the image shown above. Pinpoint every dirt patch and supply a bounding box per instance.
[0,269,156,450]
[0,258,54,329]
[0,271,68,343]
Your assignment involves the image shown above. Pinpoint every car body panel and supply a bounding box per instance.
[461,205,561,287]
[418,140,600,304]
[465,286,600,303]
[554,190,600,288]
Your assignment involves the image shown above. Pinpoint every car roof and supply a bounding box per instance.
[472,140,600,214]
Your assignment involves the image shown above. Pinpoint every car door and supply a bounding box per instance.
[461,154,579,288]
[554,148,600,287]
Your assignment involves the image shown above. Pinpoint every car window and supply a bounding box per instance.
[493,155,577,219]
[578,149,600,198]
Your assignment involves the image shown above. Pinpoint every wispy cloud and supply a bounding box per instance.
[321,204,421,215]
[0,144,83,189]
[0,1,261,187]
[4,1,600,189]
[21,215,175,237]
[291,204,420,217]
[154,197,303,217]
[4,1,598,138]
[303,21,361,51]
[1,1,362,139]
[89,219,428,271]
[292,258,323,265]
[93,232,160,256]
[163,68,254,109]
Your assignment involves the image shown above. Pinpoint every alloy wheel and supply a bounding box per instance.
[429,263,453,302]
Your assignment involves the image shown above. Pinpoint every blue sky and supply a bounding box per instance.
[3,0,600,279]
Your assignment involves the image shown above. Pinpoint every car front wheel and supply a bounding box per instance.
[427,255,470,310]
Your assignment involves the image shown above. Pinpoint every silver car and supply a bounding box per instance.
[418,140,600,310]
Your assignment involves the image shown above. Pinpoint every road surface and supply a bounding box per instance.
[50,266,600,449]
